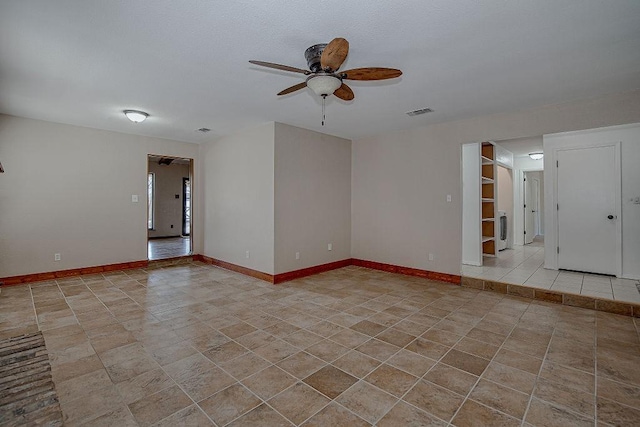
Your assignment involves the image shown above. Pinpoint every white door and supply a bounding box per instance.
[557,145,619,275]
[523,173,534,244]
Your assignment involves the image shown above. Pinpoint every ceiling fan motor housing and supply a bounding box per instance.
[305,43,327,73]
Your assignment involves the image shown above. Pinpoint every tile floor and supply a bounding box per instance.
[462,241,640,304]
[148,237,191,260]
[1,262,640,426]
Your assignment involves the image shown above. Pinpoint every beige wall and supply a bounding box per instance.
[201,123,275,274]
[148,161,190,238]
[352,89,640,276]
[497,165,514,244]
[0,115,201,278]
[274,123,351,274]
[3,89,640,280]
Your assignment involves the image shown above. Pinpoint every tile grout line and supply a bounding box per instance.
[518,310,558,427]
[81,274,170,426]
[444,296,527,426]
[28,284,40,330]
[54,276,142,425]
[288,290,467,425]
[81,271,220,426]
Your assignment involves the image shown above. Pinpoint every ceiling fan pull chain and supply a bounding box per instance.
[322,94,326,126]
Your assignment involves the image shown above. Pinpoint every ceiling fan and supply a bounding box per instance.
[249,37,402,101]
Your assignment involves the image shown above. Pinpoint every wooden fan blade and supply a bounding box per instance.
[334,83,354,101]
[320,38,349,72]
[277,81,307,96]
[341,67,402,81]
[249,60,310,75]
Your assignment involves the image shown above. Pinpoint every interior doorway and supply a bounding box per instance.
[147,155,193,260]
[523,171,543,244]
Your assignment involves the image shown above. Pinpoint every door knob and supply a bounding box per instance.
[607,214,616,219]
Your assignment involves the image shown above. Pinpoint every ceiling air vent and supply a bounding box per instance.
[406,108,434,117]
[197,128,211,133]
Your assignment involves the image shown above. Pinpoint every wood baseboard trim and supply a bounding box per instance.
[1,254,461,289]
[0,260,150,287]
[194,255,274,283]
[273,259,353,284]
[352,259,461,284]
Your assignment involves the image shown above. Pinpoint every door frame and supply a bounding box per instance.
[513,167,542,246]
[147,154,195,259]
[182,177,191,236]
[523,171,535,244]
[543,137,621,275]
[531,176,541,237]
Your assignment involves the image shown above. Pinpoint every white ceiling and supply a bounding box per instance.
[1,0,639,144]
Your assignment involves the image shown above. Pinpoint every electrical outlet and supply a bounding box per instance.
[295,252,300,260]
[446,194,452,202]
[328,243,332,251]
[245,251,250,259]
[428,253,434,261]
[54,253,61,261]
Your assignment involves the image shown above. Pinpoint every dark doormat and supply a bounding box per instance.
[0,332,62,426]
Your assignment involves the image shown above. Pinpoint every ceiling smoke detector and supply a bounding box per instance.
[406,108,434,117]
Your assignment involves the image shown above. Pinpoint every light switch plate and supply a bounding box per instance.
[132,195,139,203]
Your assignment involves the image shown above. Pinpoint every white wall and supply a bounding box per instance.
[514,156,544,171]
[543,123,640,279]
[201,123,275,274]
[0,115,201,277]
[461,143,481,265]
[352,89,640,276]
[274,123,351,274]
[148,161,190,238]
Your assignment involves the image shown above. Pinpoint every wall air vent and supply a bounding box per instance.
[197,128,211,133]
[406,108,434,117]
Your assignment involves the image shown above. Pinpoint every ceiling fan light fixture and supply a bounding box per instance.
[123,110,149,123]
[306,75,341,97]
[529,152,544,160]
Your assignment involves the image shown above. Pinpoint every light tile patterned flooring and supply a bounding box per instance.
[1,262,640,426]
[148,237,191,260]
[462,241,640,303]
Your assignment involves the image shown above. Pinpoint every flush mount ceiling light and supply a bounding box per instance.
[123,110,149,123]
[529,152,544,160]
